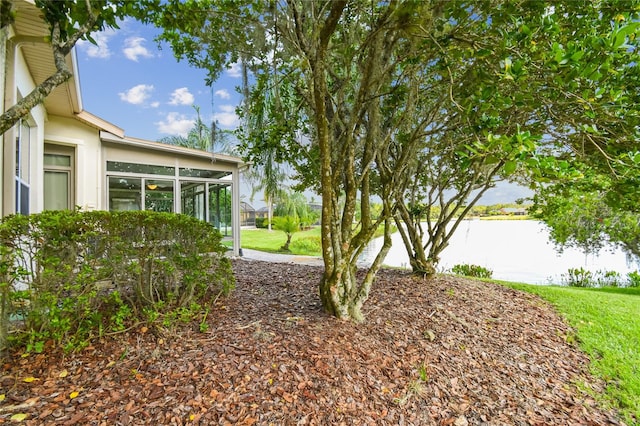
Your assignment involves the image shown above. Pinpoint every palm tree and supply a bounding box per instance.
[272,215,300,252]
[241,60,288,231]
[159,105,237,155]
[275,190,318,229]
[245,152,286,231]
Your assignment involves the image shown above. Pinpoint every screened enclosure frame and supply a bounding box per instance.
[106,161,234,237]
[101,131,244,255]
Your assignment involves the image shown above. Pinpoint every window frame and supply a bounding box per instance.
[15,120,31,215]
[43,144,75,211]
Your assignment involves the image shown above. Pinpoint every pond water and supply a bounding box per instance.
[360,220,636,285]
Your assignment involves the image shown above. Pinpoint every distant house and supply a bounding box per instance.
[500,207,527,216]
[308,202,322,214]
[240,201,256,227]
[255,206,270,219]
[1,0,245,255]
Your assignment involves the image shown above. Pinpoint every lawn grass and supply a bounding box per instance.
[230,225,394,256]
[499,282,640,424]
[228,227,322,255]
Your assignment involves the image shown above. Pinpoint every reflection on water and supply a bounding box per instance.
[360,220,636,285]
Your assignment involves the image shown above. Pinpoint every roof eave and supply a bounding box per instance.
[100,131,247,166]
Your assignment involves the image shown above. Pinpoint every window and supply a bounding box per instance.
[181,182,206,220]
[108,161,175,176]
[43,145,75,210]
[109,177,142,211]
[180,181,232,236]
[109,177,175,212]
[209,183,231,236]
[145,179,174,212]
[15,120,30,215]
[106,160,233,234]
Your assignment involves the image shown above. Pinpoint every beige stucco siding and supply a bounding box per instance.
[2,38,47,215]
[45,115,103,211]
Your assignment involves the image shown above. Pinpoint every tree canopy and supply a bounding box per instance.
[524,3,640,264]
[140,0,639,320]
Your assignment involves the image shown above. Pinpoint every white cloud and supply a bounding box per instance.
[156,112,195,137]
[77,29,116,59]
[150,101,160,108]
[214,89,231,99]
[118,84,154,105]
[226,61,242,78]
[168,87,195,105]
[213,112,239,128]
[122,37,154,62]
[213,104,239,128]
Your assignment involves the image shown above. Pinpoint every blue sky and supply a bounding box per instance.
[76,19,242,141]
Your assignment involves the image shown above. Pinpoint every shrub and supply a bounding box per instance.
[627,271,640,288]
[0,210,234,354]
[561,267,594,287]
[272,216,300,251]
[290,236,322,255]
[255,217,269,228]
[595,270,623,288]
[562,268,630,288]
[450,264,493,279]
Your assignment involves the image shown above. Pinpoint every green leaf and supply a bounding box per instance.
[485,155,500,165]
[612,31,626,49]
[503,161,517,175]
[570,50,584,61]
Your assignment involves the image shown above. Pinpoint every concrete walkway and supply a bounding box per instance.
[234,248,324,267]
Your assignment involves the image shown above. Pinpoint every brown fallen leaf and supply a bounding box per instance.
[0,397,39,413]
[454,415,469,426]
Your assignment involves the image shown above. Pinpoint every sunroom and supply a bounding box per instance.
[100,131,244,252]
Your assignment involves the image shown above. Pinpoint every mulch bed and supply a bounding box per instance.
[0,259,625,425]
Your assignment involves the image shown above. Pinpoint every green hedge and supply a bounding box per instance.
[0,210,234,353]
[255,217,269,228]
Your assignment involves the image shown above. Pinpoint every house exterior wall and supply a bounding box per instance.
[2,34,47,216]
[45,115,103,211]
